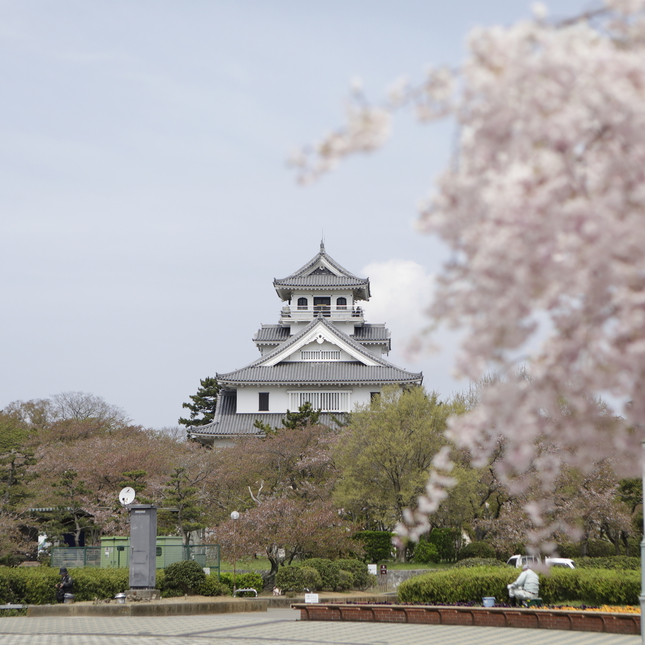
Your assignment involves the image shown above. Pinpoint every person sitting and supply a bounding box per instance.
[507,564,539,607]
[55,567,74,603]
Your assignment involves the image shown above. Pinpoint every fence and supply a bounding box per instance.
[51,544,220,575]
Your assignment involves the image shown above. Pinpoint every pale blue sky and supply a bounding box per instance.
[1,0,591,428]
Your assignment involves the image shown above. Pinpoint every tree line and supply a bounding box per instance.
[0,384,639,568]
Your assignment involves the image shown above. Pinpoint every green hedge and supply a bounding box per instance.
[0,568,131,604]
[353,531,394,563]
[452,558,506,568]
[275,559,375,592]
[398,567,640,605]
[576,556,640,570]
[219,572,264,596]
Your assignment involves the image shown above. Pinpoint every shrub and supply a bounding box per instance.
[427,528,458,562]
[0,567,131,604]
[452,558,505,568]
[336,569,353,592]
[398,566,640,606]
[71,568,130,601]
[163,560,206,595]
[275,566,323,592]
[576,556,640,570]
[300,558,341,591]
[585,540,615,558]
[199,574,231,597]
[219,572,264,595]
[336,559,372,590]
[300,567,322,591]
[557,543,580,559]
[457,542,496,561]
[352,531,394,563]
[275,566,304,592]
[412,541,439,564]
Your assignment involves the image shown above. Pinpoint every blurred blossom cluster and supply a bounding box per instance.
[297,0,645,549]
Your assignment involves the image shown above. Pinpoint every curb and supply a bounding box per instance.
[25,594,384,618]
[293,603,641,636]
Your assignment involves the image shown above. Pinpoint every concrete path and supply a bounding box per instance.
[0,607,641,645]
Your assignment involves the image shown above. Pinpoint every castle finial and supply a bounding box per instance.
[320,238,325,253]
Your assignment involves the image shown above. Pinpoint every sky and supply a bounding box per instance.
[1,0,590,429]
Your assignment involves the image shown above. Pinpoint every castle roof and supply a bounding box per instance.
[273,241,370,301]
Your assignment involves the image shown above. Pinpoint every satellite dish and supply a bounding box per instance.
[119,487,136,506]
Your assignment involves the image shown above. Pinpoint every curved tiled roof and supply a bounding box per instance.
[217,362,422,386]
[253,325,290,343]
[273,243,370,301]
[351,324,391,341]
[273,275,369,288]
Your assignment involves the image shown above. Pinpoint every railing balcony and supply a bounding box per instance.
[280,306,364,322]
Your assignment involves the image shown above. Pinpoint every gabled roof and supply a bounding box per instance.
[217,316,422,386]
[273,242,371,301]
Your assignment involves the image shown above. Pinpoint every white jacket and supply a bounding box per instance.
[510,569,539,595]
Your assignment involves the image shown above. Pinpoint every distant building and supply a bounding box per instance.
[189,243,422,445]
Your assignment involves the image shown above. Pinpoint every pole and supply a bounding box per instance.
[640,441,645,645]
[231,511,239,595]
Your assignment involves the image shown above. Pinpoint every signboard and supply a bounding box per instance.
[380,564,388,576]
[367,564,377,575]
[304,593,319,604]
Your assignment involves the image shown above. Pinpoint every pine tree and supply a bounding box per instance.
[178,377,220,428]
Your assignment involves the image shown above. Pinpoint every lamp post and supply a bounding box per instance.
[639,441,645,645]
[230,511,239,595]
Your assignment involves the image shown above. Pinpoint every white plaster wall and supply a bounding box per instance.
[236,386,290,413]
[236,384,386,413]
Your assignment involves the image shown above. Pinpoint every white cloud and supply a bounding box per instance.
[361,259,435,352]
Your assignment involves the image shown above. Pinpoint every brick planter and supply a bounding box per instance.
[292,603,641,635]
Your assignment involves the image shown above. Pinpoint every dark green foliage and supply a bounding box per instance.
[398,567,640,606]
[198,574,231,597]
[353,531,394,563]
[300,558,340,591]
[179,377,220,428]
[576,556,640,570]
[557,543,580,558]
[336,569,353,591]
[163,560,206,594]
[412,541,439,564]
[300,566,323,591]
[161,467,206,545]
[275,566,304,592]
[0,567,130,604]
[427,528,458,562]
[336,558,373,590]
[457,541,497,561]
[585,539,615,558]
[281,402,321,429]
[219,572,264,595]
[275,566,322,592]
[453,558,506,568]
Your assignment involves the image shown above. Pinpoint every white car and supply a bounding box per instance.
[507,555,575,569]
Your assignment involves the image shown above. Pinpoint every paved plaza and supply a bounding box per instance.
[0,608,641,645]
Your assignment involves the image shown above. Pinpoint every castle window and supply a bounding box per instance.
[259,392,269,411]
[297,297,308,310]
[336,297,347,310]
[288,390,351,412]
[301,350,341,361]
